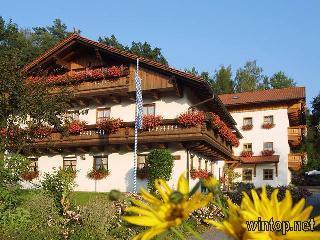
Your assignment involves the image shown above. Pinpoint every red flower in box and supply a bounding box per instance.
[90,68,104,80]
[31,125,52,139]
[142,115,163,130]
[65,120,86,135]
[87,167,110,180]
[240,151,253,157]
[190,169,209,179]
[242,124,253,131]
[107,65,123,77]
[0,128,7,137]
[262,123,275,129]
[208,112,223,129]
[261,150,275,156]
[97,117,123,134]
[21,171,39,181]
[177,111,205,127]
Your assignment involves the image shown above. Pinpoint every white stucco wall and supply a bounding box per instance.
[230,108,291,187]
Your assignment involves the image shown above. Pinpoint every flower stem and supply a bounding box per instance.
[170,227,186,240]
[185,225,204,240]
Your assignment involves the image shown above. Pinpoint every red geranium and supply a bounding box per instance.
[97,117,123,134]
[65,120,86,135]
[242,124,253,131]
[21,171,39,181]
[87,167,110,180]
[142,115,163,130]
[262,123,275,129]
[30,125,52,139]
[261,150,275,156]
[240,151,253,157]
[190,169,209,179]
[177,111,205,127]
[137,167,148,179]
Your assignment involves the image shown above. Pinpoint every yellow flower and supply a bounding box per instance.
[124,174,212,240]
[206,186,320,240]
[202,176,219,190]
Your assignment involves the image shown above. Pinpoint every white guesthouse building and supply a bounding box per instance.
[219,87,307,187]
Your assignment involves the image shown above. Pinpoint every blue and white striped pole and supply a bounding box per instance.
[133,58,143,193]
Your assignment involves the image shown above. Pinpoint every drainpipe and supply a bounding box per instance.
[188,94,215,110]
[186,149,190,182]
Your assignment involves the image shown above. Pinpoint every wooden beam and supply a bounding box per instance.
[154,143,167,149]
[108,145,120,152]
[54,56,71,70]
[151,90,160,100]
[275,163,278,177]
[123,144,133,151]
[253,164,256,177]
[48,148,60,154]
[90,146,102,153]
[109,95,121,104]
[76,147,87,153]
[91,96,105,105]
[170,76,183,97]
[77,98,90,107]
[140,144,150,150]
[94,48,103,65]
[127,93,135,102]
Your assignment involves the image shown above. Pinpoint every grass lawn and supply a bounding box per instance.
[72,191,109,206]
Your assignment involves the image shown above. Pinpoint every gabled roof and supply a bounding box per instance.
[23,33,237,126]
[24,33,203,82]
[219,87,305,106]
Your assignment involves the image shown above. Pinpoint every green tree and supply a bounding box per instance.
[234,60,268,92]
[269,71,296,89]
[99,35,168,65]
[211,65,234,94]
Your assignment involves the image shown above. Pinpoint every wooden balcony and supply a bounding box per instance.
[34,120,234,160]
[288,153,306,171]
[288,126,306,147]
[288,102,305,126]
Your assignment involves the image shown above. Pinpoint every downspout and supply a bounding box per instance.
[186,149,190,182]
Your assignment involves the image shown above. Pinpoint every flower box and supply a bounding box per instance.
[65,120,86,135]
[97,117,123,133]
[262,123,275,129]
[87,168,110,180]
[242,124,253,131]
[178,111,206,127]
[30,125,52,139]
[21,171,39,181]
[190,169,209,179]
[240,151,253,157]
[142,115,163,130]
[261,150,275,156]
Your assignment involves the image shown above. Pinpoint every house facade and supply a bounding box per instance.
[219,87,307,187]
[23,34,240,192]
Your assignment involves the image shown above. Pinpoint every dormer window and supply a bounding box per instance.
[143,103,155,116]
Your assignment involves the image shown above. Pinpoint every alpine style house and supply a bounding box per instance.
[23,34,306,191]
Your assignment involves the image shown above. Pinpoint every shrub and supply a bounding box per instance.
[41,168,77,213]
[147,149,174,191]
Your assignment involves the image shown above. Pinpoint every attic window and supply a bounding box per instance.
[232,96,239,99]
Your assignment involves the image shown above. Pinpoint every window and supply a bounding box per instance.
[63,156,77,170]
[143,104,155,116]
[66,110,79,121]
[198,158,202,169]
[243,117,252,126]
[28,157,38,172]
[96,107,111,123]
[205,160,208,171]
[242,168,253,181]
[243,143,252,152]
[93,155,108,170]
[264,115,274,124]
[137,155,148,170]
[263,169,274,180]
[263,142,273,151]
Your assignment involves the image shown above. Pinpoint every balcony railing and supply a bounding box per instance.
[35,119,233,158]
[288,153,306,171]
[288,126,305,147]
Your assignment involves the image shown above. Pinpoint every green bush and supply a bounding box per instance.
[41,167,77,213]
[147,149,174,191]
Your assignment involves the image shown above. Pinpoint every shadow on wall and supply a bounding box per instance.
[125,167,148,192]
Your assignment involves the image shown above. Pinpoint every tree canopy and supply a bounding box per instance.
[99,34,168,65]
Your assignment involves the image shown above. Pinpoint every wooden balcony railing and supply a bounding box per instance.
[35,120,234,158]
[288,126,305,147]
[288,153,306,171]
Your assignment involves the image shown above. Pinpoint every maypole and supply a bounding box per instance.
[133,58,143,193]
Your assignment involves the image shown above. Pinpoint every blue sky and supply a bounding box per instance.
[1,0,319,107]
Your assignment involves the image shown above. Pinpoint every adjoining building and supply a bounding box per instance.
[23,34,241,192]
[219,87,307,187]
